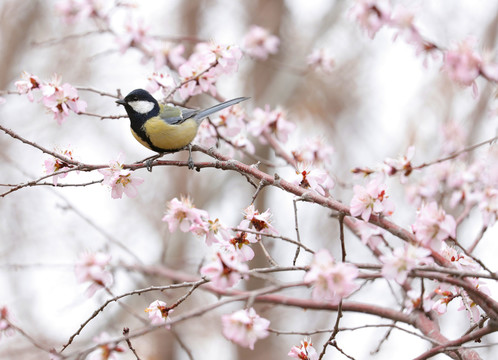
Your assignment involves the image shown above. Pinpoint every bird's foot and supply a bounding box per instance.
[140,153,164,172]
[187,144,195,170]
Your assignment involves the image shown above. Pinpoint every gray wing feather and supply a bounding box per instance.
[159,97,249,125]
[194,97,250,123]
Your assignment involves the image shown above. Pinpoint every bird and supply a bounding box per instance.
[116,89,249,170]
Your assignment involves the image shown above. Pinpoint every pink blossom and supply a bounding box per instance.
[118,17,153,53]
[99,155,144,199]
[291,167,335,196]
[307,48,335,74]
[56,0,109,24]
[354,220,386,249]
[145,300,173,326]
[383,145,415,181]
[211,105,246,138]
[0,97,5,105]
[88,332,125,360]
[457,283,490,323]
[304,249,359,304]
[230,133,256,156]
[432,286,455,315]
[193,121,219,149]
[146,72,176,97]
[288,337,318,360]
[200,246,248,290]
[75,252,113,297]
[189,217,232,246]
[292,137,334,166]
[380,244,433,284]
[248,105,295,144]
[40,75,87,124]
[440,243,480,272]
[443,38,482,97]
[152,42,186,70]
[15,71,40,102]
[405,289,434,313]
[195,42,242,75]
[110,172,144,199]
[350,179,395,221]
[411,202,456,250]
[44,148,76,185]
[162,196,209,233]
[178,52,218,99]
[243,25,280,60]
[239,204,278,237]
[221,307,270,350]
[479,188,498,227]
[350,0,391,39]
[226,231,256,261]
[0,307,15,339]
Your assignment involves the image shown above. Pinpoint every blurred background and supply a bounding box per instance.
[0,0,497,359]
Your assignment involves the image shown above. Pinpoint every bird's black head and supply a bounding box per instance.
[116,89,160,124]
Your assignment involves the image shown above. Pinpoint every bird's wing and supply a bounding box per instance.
[159,104,199,125]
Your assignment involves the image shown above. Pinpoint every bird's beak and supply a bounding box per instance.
[116,99,126,106]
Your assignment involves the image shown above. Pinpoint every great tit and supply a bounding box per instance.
[116,89,249,169]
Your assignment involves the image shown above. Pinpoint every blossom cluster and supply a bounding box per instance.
[44,147,77,185]
[15,72,87,124]
[350,0,498,96]
[162,197,278,291]
[304,249,359,304]
[98,154,144,199]
[288,337,318,360]
[74,252,113,297]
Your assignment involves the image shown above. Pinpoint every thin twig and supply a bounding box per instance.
[172,330,194,360]
[60,280,206,352]
[292,198,303,265]
[259,241,278,266]
[123,328,141,360]
[231,227,315,254]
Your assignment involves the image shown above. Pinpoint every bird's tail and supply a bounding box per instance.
[194,97,250,122]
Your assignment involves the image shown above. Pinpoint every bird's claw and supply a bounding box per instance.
[145,159,154,172]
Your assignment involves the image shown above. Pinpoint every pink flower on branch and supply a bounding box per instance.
[380,244,433,284]
[290,166,335,197]
[350,179,395,221]
[350,0,391,39]
[243,25,280,60]
[304,249,359,304]
[74,252,113,297]
[248,105,295,144]
[443,38,483,97]
[221,307,270,350]
[200,246,248,290]
[40,74,87,124]
[288,337,318,360]
[145,300,173,326]
[44,147,77,185]
[99,155,144,199]
[88,332,125,360]
[239,204,278,238]
[162,196,209,233]
[15,71,40,102]
[411,201,456,250]
[307,48,335,74]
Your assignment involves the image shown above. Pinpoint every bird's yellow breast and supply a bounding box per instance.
[134,117,199,151]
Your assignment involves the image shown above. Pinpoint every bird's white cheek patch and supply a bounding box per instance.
[128,100,155,114]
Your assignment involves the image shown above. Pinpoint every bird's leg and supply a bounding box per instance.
[187,144,195,170]
[140,153,164,172]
